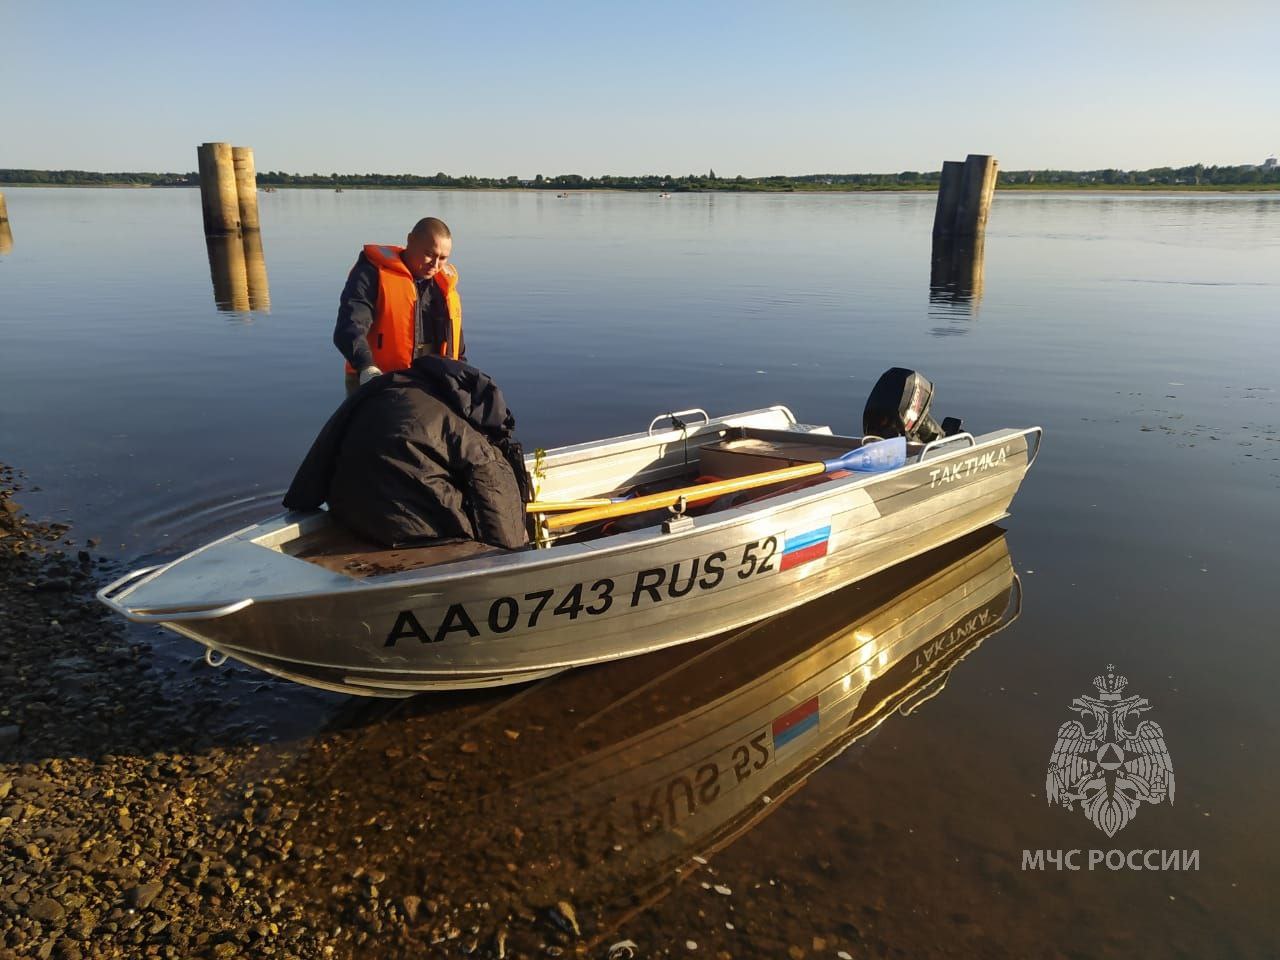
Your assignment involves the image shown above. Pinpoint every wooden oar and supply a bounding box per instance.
[544,437,906,532]
[525,499,614,513]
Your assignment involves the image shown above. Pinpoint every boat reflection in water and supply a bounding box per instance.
[205,231,270,315]
[261,527,1021,954]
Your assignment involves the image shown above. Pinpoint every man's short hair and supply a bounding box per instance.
[410,217,451,242]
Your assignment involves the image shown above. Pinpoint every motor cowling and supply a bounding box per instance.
[862,368,961,443]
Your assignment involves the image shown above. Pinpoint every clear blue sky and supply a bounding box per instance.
[5,0,1277,176]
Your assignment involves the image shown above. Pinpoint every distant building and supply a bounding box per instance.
[1264,156,1278,169]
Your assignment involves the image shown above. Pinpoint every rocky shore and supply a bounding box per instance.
[1,468,777,960]
[0,469,600,960]
[0,467,337,959]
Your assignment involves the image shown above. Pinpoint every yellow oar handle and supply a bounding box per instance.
[525,499,615,513]
[545,461,824,532]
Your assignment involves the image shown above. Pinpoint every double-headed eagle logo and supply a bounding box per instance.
[1046,666,1175,837]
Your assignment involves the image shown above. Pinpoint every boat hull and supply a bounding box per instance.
[133,427,1038,695]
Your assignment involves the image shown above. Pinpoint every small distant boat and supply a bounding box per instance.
[556,192,570,198]
[335,188,344,193]
[658,192,672,198]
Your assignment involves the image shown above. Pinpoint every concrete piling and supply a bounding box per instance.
[231,147,261,231]
[196,142,266,307]
[197,142,241,235]
[933,154,998,237]
[955,154,999,237]
[931,154,995,310]
[931,161,965,237]
[0,192,11,255]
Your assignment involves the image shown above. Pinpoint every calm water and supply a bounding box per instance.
[2,187,1278,956]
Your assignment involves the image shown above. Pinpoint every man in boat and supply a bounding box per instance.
[333,217,463,392]
[283,356,530,550]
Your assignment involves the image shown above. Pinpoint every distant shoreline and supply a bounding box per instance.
[4,182,1279,193]
[5,162,1280,193]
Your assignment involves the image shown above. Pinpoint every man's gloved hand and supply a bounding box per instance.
[358,365,383,386]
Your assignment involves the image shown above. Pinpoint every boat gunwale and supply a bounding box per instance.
[530,403,799,468]
[342,424,1042,590]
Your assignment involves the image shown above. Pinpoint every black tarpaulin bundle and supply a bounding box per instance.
[284,356,530,549]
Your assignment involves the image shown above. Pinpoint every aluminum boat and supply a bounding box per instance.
[97,405,1041,696]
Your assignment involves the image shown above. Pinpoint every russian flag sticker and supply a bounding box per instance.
[781,525,831,571]
[772,696,820,753]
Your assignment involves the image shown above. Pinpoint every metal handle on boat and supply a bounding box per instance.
[918,432,976,462]
[97,566,254,622]
[97,564,163,604]
[113,598,255,623]
[1024,426,1044,469]
[648,408,710,436]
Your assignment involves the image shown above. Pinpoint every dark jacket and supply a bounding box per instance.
[333,254,466,372]
[284,357,529,549]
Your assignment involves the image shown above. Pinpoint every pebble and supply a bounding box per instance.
[553,900,580,936]
[126,881,164,910]
[401,894,422,923]
[28,896,66,923]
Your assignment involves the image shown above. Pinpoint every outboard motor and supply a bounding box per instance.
[862,368,962,443]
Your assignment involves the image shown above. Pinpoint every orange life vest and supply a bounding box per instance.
[344,244,463,374]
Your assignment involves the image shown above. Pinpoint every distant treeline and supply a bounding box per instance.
[0,170,192,187]
[3,164,1278,190]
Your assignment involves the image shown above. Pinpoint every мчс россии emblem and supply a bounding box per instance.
[1046,666,1175,837]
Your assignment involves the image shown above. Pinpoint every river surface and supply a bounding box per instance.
[1,187,1278,957]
